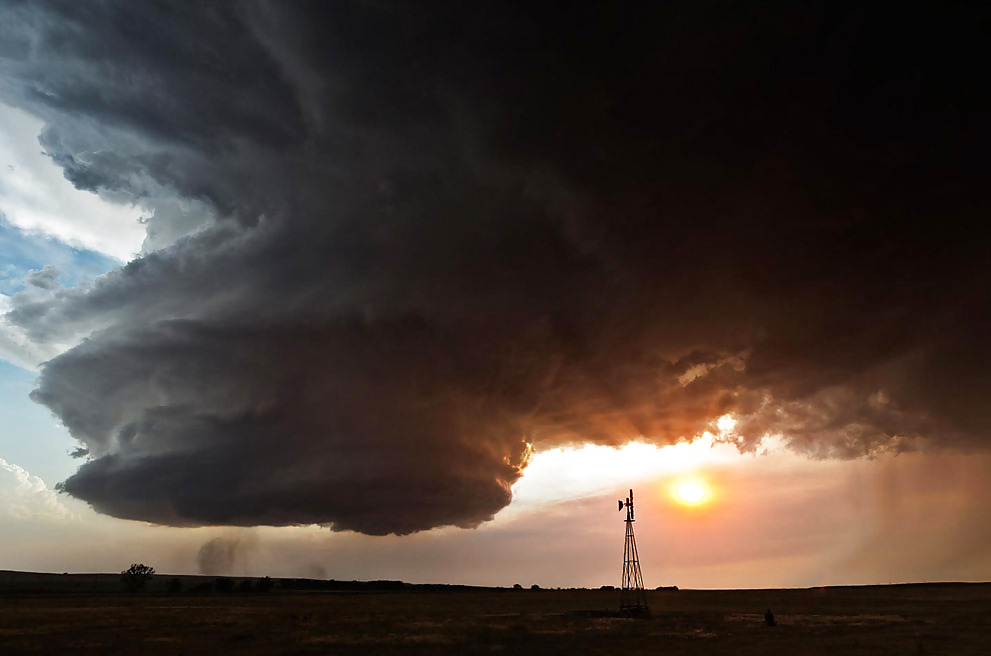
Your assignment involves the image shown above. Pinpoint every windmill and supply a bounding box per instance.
[618,488,649,616]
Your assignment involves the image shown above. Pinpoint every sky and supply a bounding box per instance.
[0,1,988,588]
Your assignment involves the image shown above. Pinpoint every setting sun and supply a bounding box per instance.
[670,477,713,507]
[678,481,705,503]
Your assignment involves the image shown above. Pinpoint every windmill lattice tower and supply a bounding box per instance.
[618,488,649,616]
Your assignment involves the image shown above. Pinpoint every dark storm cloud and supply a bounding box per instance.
[2,1,987,533]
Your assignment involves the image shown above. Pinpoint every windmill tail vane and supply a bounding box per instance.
[618,488,649,616]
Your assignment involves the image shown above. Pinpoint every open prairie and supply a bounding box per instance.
[1,577,988,654]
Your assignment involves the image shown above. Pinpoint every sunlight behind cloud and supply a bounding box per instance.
[507,413,795,518]
[0,103,144,261]
[716,413,736,433]
[510,433,742,509]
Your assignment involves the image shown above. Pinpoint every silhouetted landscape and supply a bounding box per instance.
[2,571,988,654]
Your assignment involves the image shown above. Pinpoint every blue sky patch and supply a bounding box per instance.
[0,213,121,295]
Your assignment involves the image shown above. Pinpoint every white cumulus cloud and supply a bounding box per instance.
[0,457,75,521]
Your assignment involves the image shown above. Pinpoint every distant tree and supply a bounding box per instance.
[214,577,234,593]
[120,563,155,592]
[167,578,183,594]
[530,584,540,591]
[236,579,254,593]
[512,583,523,590]
[256,576,274,593]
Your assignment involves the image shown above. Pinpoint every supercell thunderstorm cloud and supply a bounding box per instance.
[0,2,987,534]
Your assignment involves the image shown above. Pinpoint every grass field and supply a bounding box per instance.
[1,575,988,654]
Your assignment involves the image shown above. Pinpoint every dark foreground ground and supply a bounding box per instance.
[1,579,988,654]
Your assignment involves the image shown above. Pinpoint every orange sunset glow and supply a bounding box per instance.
[672,479,710,507]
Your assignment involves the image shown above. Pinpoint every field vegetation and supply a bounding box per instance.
[1,572,987,654]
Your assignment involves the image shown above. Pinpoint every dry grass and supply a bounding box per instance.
[1,582,988,654]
